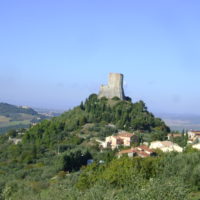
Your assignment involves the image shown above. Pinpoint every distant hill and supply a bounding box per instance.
[0,103,46,134]
[0,103,38,116]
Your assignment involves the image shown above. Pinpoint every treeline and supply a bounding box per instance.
[2,151,200,199]
[82,94,169,132]
[23,94,169,146]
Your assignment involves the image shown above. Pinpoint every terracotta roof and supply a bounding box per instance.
[189,131,200,135]
[190,130,200,133]
[137,151,150,157]
[151,141,183,149]
[118,132,134,138]
[137,145,154,153]
[161,141,174,147]
[118,146,155,158]
[118,149,136,154]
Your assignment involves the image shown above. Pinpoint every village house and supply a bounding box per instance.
[167,133,182,140]
[100,131,136,150]
[8,137,22,145]
[192,143,200,150]
[187,130,200,143]
[150,141,183,152]
[117,145,155,158]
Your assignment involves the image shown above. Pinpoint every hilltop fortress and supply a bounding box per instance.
[98,73,125,100]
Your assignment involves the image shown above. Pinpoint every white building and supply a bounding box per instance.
[192,143,200,150]
[98,131,136,150]
[9,137,22,145]
[188,130,200,143]
[150,141,183,153]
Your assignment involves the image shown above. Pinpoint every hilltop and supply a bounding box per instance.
[0,103,38,116]
[23,94,169,146]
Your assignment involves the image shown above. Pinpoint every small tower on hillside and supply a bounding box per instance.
[98,73,125,100]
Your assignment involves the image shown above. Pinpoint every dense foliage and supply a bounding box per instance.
[22,94,169,146]
[1,146,200,199]
[75,94,169,132]
[1,95,198,199]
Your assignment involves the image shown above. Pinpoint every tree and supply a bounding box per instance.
[7,129,17,138]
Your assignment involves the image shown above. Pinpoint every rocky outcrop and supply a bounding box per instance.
[98,73,125,100]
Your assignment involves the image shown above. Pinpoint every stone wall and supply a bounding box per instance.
[98,73,125,100]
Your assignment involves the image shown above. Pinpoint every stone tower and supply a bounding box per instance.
[98,73,125,100]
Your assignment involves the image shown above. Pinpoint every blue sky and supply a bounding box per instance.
[0,0,200,114]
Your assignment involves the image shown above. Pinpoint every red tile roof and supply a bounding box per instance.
[190,131,200,135]
[137,151,150,157]
[118,149,134,154]
[136,145,154,153]
[118,132,134,138]
[191,130,200,133]
[118,145,155,158]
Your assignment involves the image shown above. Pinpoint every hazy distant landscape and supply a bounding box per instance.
[156,113,200,131]
[0,103,46,134]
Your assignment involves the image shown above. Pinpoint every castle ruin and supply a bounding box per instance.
[98,73,125,100]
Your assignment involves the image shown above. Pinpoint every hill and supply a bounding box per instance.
[22,94,169,148]
[0,103,46,134]
[0,103,38,116]
[2,95,198,199]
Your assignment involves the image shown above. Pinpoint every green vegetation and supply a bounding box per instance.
[0,94,199,199]
[0,103,46,135]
